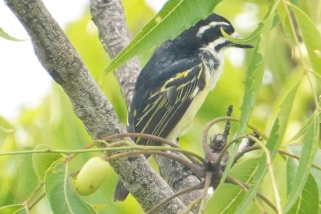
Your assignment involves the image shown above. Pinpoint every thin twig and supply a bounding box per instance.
[202,117,268,147]
[28,192,46,210]
[198,172,213,214]
[107,149,205,177]
[101,132,201,164]
[233,145,261,164]
[278,150,321,170]
[23,182,44,208]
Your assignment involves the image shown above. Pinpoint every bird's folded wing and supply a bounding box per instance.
[131,62,206,146]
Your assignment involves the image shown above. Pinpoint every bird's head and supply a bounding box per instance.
[176,14,253,53]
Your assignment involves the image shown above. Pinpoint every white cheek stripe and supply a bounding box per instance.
[196,21,229,37]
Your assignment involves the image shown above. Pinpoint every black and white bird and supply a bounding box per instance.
[114,13,252,201]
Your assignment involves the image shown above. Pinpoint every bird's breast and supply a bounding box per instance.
[166,51,225,141]
[200,49,225,91]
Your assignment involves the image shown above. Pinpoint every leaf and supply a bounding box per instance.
[204,157,260,213]
[276,2,296,44]
[220,1,275,186]
[0,205,24,214]
[235,83,300,214]
[237,2,276,137]
[0,28,25,42]
[286,160,319,214]
[289,4,321,74]
[283,115,320,213]
[293,174,319,214]
[286,157,298,196]
[45,163,97,214]
[15,151,39,198]
[13,208,28,214]
[286,144,321,203]
[104,0,221,75]
[32,144,64,181]
[221,15,267,45]
[287,111,321,143]
[0,116,14,133]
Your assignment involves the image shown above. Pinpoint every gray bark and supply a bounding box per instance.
[90,0,140,107]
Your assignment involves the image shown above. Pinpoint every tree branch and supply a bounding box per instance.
[4,0,186,212]
[90,0,139,107]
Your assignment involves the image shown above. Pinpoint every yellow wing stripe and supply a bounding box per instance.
[133,63,206,145]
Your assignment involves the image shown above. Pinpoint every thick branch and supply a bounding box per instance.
[4,0,186,212]
[90,0,139,107]
[89,0,202,209]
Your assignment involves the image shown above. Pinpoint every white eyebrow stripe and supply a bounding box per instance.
[208,21,229,27]
[196,21,229,37]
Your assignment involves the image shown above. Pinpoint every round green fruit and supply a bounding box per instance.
[75,156,110,196]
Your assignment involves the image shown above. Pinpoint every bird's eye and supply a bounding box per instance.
[221,25,233,35]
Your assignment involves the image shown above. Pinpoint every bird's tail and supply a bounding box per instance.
[113,179,129,201]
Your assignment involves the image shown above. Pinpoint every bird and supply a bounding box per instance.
[113,13,253,201]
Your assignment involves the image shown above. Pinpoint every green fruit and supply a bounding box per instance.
[75,156,110,196]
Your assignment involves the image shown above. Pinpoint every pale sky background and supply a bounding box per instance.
[0,0,165,119]
[0,0,254,119]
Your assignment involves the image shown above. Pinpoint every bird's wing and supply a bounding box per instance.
[129,60,207,146]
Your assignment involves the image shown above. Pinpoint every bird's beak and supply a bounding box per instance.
[230,42,253,49]
[228,32,253,49]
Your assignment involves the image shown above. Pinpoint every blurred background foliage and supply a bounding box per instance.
[0,0,320,213]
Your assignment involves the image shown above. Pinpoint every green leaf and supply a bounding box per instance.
[0,28,25,42]
[104,0,221,75]
[45,163,97,214]
[15,151,39,199]
[276,2,296,44]
[13,209,28,214]
[287,111,321,143]
[235,83,300,214]
[0,205,24,214]
[287,144,321,203]
[289,4,321,74]
[221,14,268,45]
[0,116,14,133]
[204,157,260,213]
[32,144,64,181]
[221,1,275,187]
[286,157,298,196]
[283,115,320,213]
[311,152,321,203]
[287,171,319,214]
[237,2,276,137]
